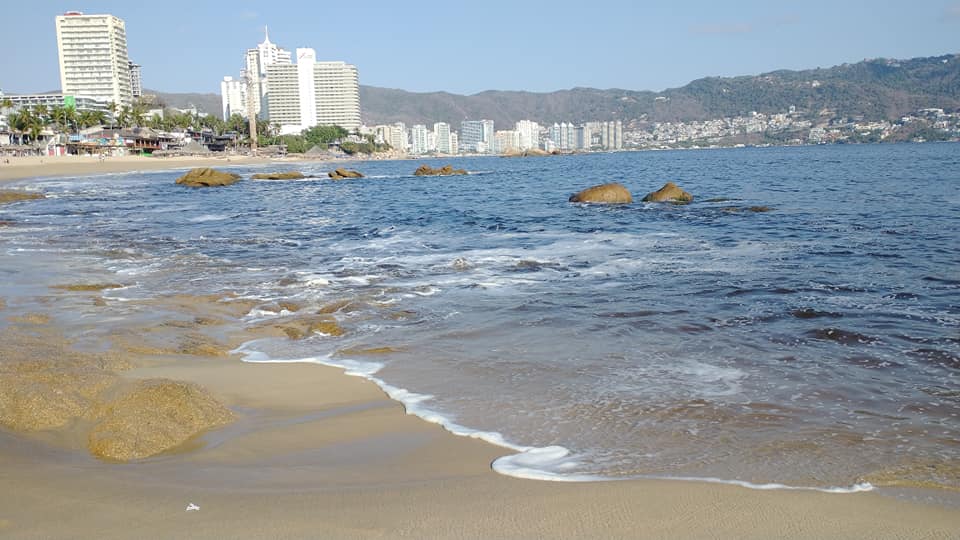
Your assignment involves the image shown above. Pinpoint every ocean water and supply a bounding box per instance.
[1,143,958,491]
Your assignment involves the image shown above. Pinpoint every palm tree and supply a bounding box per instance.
[131,102,147,127]
[117,105,132,129]
[77,109,106,129]
[147,113,163,130]
[8,109,28,145]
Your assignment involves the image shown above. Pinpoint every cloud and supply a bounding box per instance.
[239,9,259,20]
[690,22,753,35]
[942,4,960,21]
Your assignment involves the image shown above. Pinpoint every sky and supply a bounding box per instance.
[1,0,958,96]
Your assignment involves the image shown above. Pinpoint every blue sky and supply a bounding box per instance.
[1,1,958,95]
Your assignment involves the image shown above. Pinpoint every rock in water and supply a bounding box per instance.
[328,168,364,179]
[568,183,633,204]
[0,191,45,205]
[641,182,693,203]
[251,171,306,180]
[88,379,234,461]
[414,164,467,176]
[175,168,241,187]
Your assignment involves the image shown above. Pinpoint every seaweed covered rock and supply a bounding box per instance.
[87,379,234,461]
[568,183,633,204]
[175,168,241,187]
[251,171,306,180]
[328,168,364,180]
[642,182,693,203]
[414,164,467,176]
[0,191,45,205]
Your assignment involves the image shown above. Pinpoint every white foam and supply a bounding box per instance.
[189,214,229,223]
[229,339,877,494]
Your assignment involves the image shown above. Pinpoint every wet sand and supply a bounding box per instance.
[0,164,958,538]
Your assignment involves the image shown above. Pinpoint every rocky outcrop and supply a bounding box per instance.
[0,360,118,431]
[87,379,234,461]
[251,171,306,180]
[502,149,551,157]
[175,168,241,187]
[641,182,693,203]
[0,191,45,205]
[568,183,633,204]
[414,164,468,176]
[52,283,124,292]
[328,168,364,179]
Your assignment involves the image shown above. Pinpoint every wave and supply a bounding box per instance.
[230,339,874,493]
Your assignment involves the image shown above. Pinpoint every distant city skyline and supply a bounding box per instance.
[1,0,959,95]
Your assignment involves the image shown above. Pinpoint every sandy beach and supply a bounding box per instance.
[0,157,958,539]
[0,154,311,183]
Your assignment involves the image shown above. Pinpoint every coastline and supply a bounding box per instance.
[0,154,315,184]
[1,158,958,538]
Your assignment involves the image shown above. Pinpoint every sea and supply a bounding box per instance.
[1,143,958,494]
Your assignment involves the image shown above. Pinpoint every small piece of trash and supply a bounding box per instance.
[186,503,200,512]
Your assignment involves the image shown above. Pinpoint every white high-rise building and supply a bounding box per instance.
[220,76,247,120]
[313,61,360,131]
[55,11,133,106]
[433,122,452,154]
[265,47,361,135]
[515,120,540,151]
[241,27,292,118]
[460,119,494,153]
[128,61,142,98]
[410,124,429,154]
[494,130,520,154]
[390,122,408,151]
[264,62,301,133]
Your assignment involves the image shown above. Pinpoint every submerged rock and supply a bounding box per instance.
[328,168,364,180]
[0,361,117,431]
[88,379,234,461]
[642,182,693,203]
[175,168,241,187]
[568,183,633,204]
[0,191,45,205]
[251,171,306,180]
[414,164,467,176]
[51,283,124,292]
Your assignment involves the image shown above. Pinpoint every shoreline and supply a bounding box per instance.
[1,159,958,537]
[0,154,320,184]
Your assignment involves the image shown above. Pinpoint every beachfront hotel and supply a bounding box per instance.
[55,11,134,107]
[263,50,361,134]
[241,28,292,119]
[222,29,361,134]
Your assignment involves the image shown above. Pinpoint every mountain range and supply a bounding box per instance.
[151,53,960,128]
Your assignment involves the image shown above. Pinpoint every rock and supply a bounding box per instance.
[414,164,467,176]
[0,191,44,205]
[52,283,124,292]
[502,149,551,158]
[306,318,345,337]
[175,168,241,187]
[327,168,364,179]
[721,205,773,213]
[0,362,117,431]
[266,314,346,340]
[88,379,234,461]
[251,171,306,180]
[568,183,633,204]
[641,182,693,203]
